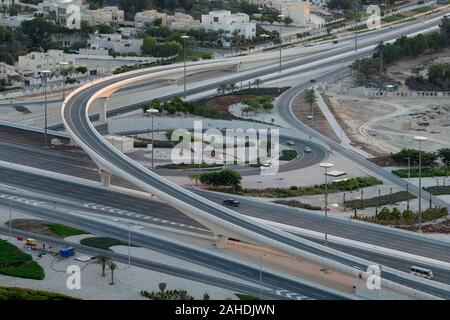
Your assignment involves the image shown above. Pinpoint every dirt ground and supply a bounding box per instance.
[5,219,61,237]
[292,91,339,143]
[324,49,450,155]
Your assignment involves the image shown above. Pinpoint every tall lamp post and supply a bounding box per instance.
[146,108,159,170]
[277,14,285,73]
[320,162,334,246]
[40,70,51,148]
[181,35,189,99]
[59,61,69,99]
[414,136,427,233]
[259,253,266,300]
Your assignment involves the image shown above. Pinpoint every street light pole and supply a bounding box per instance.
[407,157,411,183]
[59,61,69,99]
[9,198,12,240]
[354,0,359,52]
[277,15,285,73]
[414,136,427,233]
[259,254,265,300]
[40,70,51,148]
[146,108,159,170]
[181,35,189,99]
[320,162,334,246]
[128,223,131,267]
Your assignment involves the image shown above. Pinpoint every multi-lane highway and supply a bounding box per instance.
[1,12,449,300]
[1,141,450,268]
[0,200,351,300]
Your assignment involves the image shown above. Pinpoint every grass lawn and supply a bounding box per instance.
[0,286,76,300]
[80,237,136,251]
[392,167,450,178]
[244,177,382,198]
[0,240,44,280]
[425,186,450,196]
[382,14,406,23]
[235,293,259,300]
[279,149,298,161]
[411,6,432,14]
[46,223,87,237]
[158,163,223,169]
[344,191,416,209]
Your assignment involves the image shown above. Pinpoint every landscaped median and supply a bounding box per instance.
[392,167,450,178]
[354,207,448,229]
[192,169,383,198]
[0,286,76,300]
[243,177,382,198]
[344,190,416,210]
[0,240,44,280]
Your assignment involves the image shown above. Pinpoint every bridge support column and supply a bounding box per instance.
[99,169,112,187]
[216,235,228,249]
[96,97,108,123]
[68,137,78,146]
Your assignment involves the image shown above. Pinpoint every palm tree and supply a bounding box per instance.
[305,89,317,124]
[228,83,237,93]
[159,282,167,299]
[108,261,117,285]
[217,84,227,96]
[252,79,262,89]
[97,255,111,277]
[142,104,150,114]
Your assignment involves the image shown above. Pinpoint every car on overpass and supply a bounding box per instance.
[223,198,240,207]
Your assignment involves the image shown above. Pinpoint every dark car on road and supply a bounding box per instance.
[223,199,240,207]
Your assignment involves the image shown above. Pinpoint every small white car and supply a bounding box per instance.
[304,147,312,153]
[286,140,295,146]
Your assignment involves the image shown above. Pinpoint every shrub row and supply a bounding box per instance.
[245,177,382,198]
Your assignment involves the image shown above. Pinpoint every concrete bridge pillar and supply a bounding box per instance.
[216,235,228,249]
[96,97,108,123]
[99,169,112,187]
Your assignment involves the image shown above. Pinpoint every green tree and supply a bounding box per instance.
[252,78,262,88]
[96,255,111,277]
[305,89,316,114]
[283,16,293,26]
[217,84,227,95]
[438,148,450,166]
[159,282,167,299]
[75,66,88,74]
[108,261,117,285]
[142,104,150,113]
[199,169,242,190]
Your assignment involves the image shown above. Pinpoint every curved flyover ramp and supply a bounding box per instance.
[62,58,446,300]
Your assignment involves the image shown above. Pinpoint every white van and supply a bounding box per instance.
[410,266,433,280]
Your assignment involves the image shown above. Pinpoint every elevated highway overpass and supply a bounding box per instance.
[60,12,450,299]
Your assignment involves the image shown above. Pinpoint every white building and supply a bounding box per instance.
[88,33,143,54]
[134,10,167,30]
[167,12,201,30]
[82,6,124,25]
[37,0,83,25]
[0,13,34,28]
[280,0,311,26]
[18,50,75,76]
[0,0,16,7]
[201,11,256,39]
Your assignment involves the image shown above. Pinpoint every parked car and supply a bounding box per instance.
[223,199,240,207]
[304,147,312,153]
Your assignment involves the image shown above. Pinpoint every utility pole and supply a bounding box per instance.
[379,41,384,89]
[354,0,359,52]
